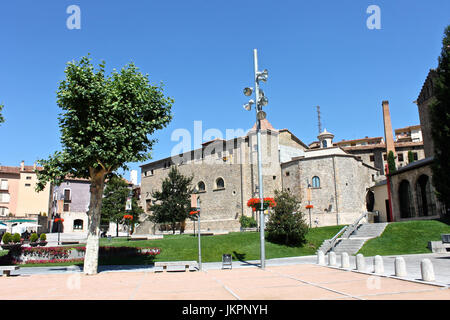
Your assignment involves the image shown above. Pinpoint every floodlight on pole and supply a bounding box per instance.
[243,87,254,96]
[243,99,255,111]
[256,69,268,83]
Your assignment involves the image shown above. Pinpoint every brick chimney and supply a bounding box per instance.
[382,100,396,158]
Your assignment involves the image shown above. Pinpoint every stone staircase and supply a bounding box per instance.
[324,223,389,255]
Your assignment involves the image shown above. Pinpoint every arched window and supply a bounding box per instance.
[416,175,435,217]
[73,219,83,230]
[322,140,328,148]
[312,176,320,188]
[399,180,415,218]
[215,177,225,189]
[197,181,206,192]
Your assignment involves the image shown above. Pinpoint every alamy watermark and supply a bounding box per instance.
[366,5,381,30]
[66,5,81,30]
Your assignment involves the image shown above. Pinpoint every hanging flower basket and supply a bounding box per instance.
[189,210,199,215]
[305,204,314,209]
[247,197,276,211]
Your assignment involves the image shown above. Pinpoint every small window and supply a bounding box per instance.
[198,181,206,192]
[63,203,70,212]
[413,152,418,161]
[322,140,328,148]
[369,155,375,162]
[64,189,71,201]
[73,219,83,230]
[383,154,387,161]
[285,171,290,177]
[25,184,31,187]
[26,176,32,180]
[312,176,320,188]
[398,153,404,162]
[215,178,225,189]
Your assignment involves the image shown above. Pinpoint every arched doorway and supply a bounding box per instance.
[366,190,375,212]
[416,175,435,216]
[399,180,415,218]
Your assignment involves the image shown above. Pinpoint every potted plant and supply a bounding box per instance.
[247,197,277,212]
[30,233,39,247]
[38,233,47,246]
[1,232,12,249]
[1,233,22,252]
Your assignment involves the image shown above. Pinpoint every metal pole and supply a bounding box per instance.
[197,197,202,271]
[254,48,265,269]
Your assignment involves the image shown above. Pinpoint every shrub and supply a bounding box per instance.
[2,232,12,244]
[266,190,309,246]
[30,233,39,242]
[40,233,47,241]
[239,215,257,228]
[12,233,21,243]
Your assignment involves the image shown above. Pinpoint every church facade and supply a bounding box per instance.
[139,120,378,233]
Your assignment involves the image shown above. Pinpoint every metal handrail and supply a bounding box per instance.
[319,212,368,254]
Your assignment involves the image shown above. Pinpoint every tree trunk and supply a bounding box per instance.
[83,169,106,275]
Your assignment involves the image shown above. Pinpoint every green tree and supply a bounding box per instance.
[408,150,415,164]
[0,104,4,125]
[387,151,397,174]
[35,55,173,274]
[430,26,450,209]
[266,190,309,246]
[149,166,193,234]
[101,175,130,237]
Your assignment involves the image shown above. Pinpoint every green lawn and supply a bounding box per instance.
[358,220,450,256]
[18,225,344,267]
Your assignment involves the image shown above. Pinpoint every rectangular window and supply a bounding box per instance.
[285,171,290,177]
[0,193,10,203]
[369,155,375,162]
[413,152,418,160]
[25,184,31,187]
[63,203,70,212]
[383,154,387,161]
[398,153,404,162]
[0,179,8,190]
[64,189,71,201]
[26,176,32,180]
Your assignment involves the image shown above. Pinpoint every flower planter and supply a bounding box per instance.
[30,242,39,247]
[1,244,22,251]
[38,241,48,247]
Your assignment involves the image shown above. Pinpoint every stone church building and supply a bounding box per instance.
[139,120,378,233]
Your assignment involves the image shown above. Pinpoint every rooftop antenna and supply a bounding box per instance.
[316,106,322,134]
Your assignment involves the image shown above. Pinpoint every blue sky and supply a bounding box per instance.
[0,1,449,183]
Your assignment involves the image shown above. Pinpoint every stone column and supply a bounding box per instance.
[421,259,435,281]
[341,252,350,269]
[394,257,407,277]
[317,250,325,265]
[328,252,337,266]
[356,254,365,272]
[374,255,384,274]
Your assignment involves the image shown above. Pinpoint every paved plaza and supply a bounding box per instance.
[1,258,449,300]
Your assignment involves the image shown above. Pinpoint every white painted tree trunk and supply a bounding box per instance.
[83,170,106,275]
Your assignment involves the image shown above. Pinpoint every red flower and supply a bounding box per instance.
[123,214,133,220]
[189,211,199,215]
[54,218,64,223]
[305,204,314,209]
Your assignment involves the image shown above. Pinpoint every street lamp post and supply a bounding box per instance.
[243,48,269,269]
[197,196,202,271]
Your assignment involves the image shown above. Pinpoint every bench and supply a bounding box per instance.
[428,234,450,253]
[154,261,198,272]
[0,266,19,277]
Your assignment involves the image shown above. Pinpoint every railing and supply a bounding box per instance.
[319,212,368,254]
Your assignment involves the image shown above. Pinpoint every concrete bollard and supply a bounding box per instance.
[328,252,337,266]
[317,250,325,265]
[395,257,407,277]
[421,259,435,281]
[374,255,384,274]
[341,252,350,269]
[356,254,366,272]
